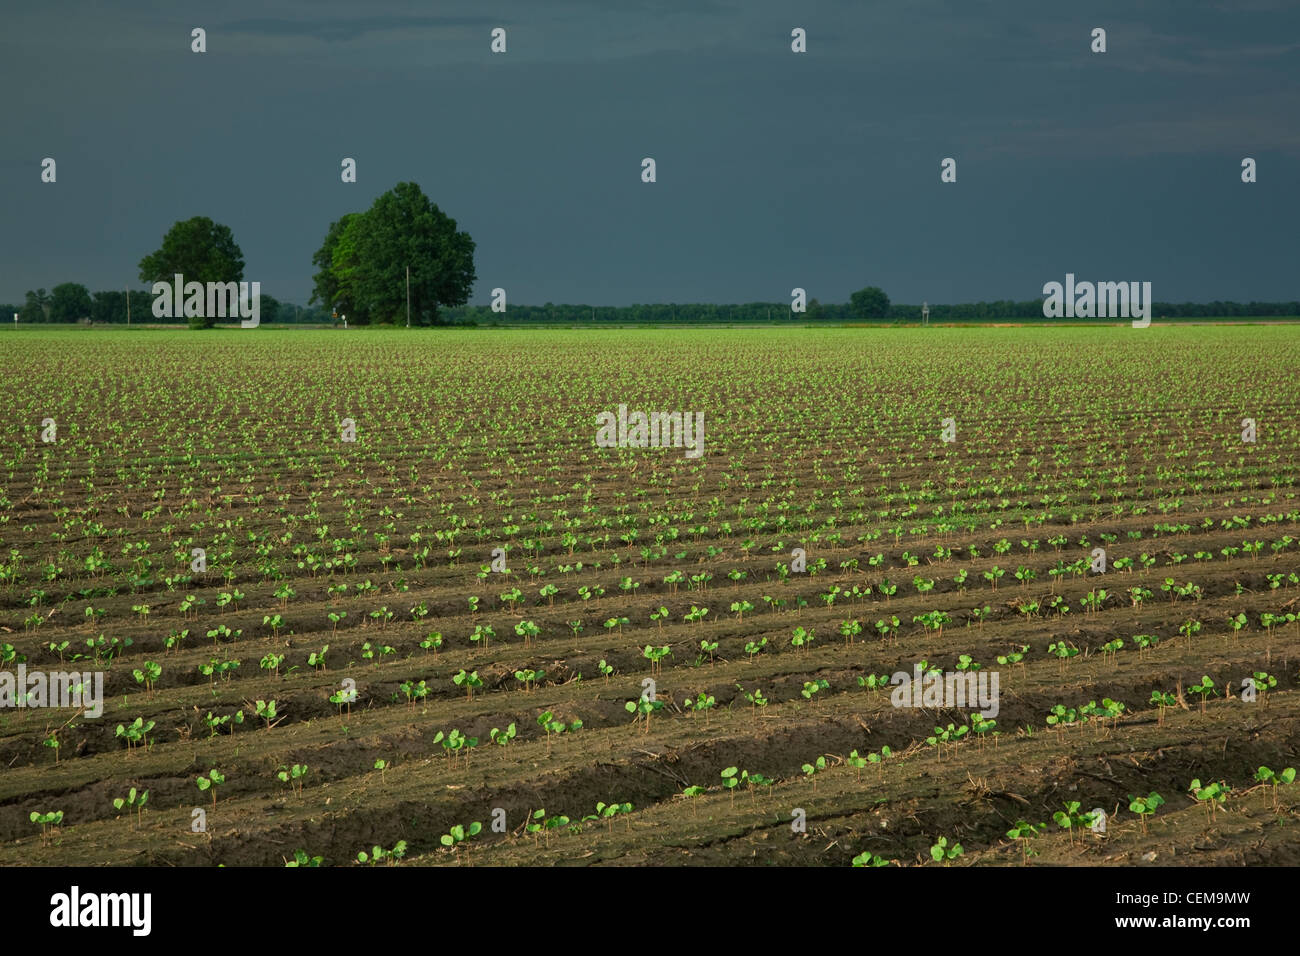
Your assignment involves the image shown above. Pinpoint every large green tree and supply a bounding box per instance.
[312,183,476,326]
[309,213,358,319]
[138,216,245,328]
[850,286,891,320]
[20,288,50,323]
[48,283,93,323]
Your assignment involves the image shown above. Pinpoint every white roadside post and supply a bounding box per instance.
[921,301,929,327]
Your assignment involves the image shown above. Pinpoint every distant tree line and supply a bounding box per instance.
[0,285,331,325]
[441,298,1300,325]
[6,275,1295,328]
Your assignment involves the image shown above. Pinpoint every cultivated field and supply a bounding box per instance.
[1,326,1298,866]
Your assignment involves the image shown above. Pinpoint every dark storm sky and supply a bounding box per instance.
[2,0,1297,307]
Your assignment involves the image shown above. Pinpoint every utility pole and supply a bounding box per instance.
[406,266,411,328]
[126,287,131,326]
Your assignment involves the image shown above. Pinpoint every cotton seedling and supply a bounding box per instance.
[1187,778,1231,821]
[329,685,356,717]
[736,684,768,716]
[514,619,541,646]
[1132,633,1161,657]
[261,613,286,639]
[852,851,893,867]
[1127,792,1164,834]
[720,766,746,806]
[399,679,429,706]
[929,836,963,865]
[857,672,890,693]
[925,723,969,761]
[131,660,162,693]
[196,769,225,807]
[499,587,524,612]
[1253,766,1296,812]
[1148,689,1176,727]
[584,801,634,834]
[1080,698,1126,734]
[800,678,829,708]
[801,755,828,789]
[1099,638,1124,665]
[358,840,408,866]
[29,810,63,847]
[1005,820,1045,864]
[514,668,545,692]
[260,652,285,677]
[1046,641,1079,675]
[681,786,706,816]
[597,658,613,680]
[538,710,583,748]
[86,633,132,664]
[114,716,156,753]
[420,631,442,656]
[624,697,663,735]
[1045,705,1081,735]
[112,787,150,827]
[683,605,709,625]
[308,644,330,671]
[1188,675,1217,713]
[199,656,241,688]
[489,722,517,747]
[684,692,716,720]
[642,644,671,675]
[845,749,868,779]
[1248,671,1277,706]
[363,640,395,663]
[969,606,991,629]
[203,710,243,737]
[995,644,1028,674]
[790,626,815,653]
[452,669,484,701]
[1078,588,1108,615]
[1052,802,1099,847]
[970,714,998,750]
[277,764,308,797]
[435,729,479,765]
[42,727,61,763]
[730,599,754,621]
[524,808,548,842]
[253,699,281,730]
[470,623,495,649]
[373,758,389,783]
